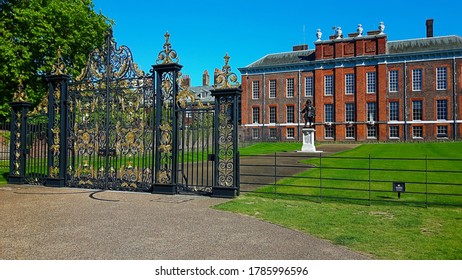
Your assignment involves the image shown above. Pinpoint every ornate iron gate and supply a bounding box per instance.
[9,31,240,197]
[67,31,154,191]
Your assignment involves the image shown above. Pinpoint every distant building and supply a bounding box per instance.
[181,71,215,104]
[238,20,462,142]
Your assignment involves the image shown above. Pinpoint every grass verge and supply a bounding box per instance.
[214,196,462,259]
[215,142,462,259]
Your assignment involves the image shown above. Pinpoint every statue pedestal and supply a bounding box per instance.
[300,127,322,153]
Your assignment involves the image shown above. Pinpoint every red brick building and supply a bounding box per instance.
[238,20,462,142]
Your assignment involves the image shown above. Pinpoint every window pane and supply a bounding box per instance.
[367,102,376,122]
[437,100,447,120]
[367,126,377,138]
[252,107,260,123]
[367,72,376,93]
[412,126,423,138]
[389,126,399,138]
[269,80,276,98]
[412,100,422,120]
[345,103,355,122]
[345,74,355,94]
[389,70,398,92]
[324,75,333,96]
[269,128,277,139]
[305,76,313,97]
[325,126,334,139]
[324,104,334,122]
[346,126,355,138]
[412,69,422,91]
[252,81,260,99]
[389,101,399,121]
[437,126,448,138]
[269,107,277,123]
[287,128,294,139]
[287,106,294,123]
[286,78,294,98]
[437,67,447,90]
[252,128,260,139]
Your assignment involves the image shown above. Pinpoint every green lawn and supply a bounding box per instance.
[215,142,462,259]
[215,196,462,259]
[254,142,462,206]
[239,142,302,156]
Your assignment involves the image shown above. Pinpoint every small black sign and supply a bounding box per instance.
[393,182,406,192]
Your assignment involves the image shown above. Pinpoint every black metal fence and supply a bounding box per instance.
[240,153,462,207]
[0,120,10,170]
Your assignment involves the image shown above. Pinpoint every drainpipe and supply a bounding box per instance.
[404,61,408,141]
[453,57,457,140]
[262,73,266,141]
[298,70,301,141]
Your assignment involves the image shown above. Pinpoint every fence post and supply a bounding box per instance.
[319,152,323,203]
[8,80,31,184]
[425,155,428,208]
[274,152,277,193]
[369,154,371,206]
[44,50,70,187]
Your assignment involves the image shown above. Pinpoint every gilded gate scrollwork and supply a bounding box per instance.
[67,29,154,191]
[10,31,241,196]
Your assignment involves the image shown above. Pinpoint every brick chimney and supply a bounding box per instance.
[202,70,210,86]
[181,74,191,88]
[426,19,434,38]
[293,44,308,51]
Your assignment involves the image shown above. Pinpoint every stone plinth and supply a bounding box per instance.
[300,127,322,153]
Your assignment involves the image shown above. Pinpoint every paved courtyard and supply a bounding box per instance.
[0,184,368,260]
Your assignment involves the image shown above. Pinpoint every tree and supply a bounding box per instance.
[0,0,112,118]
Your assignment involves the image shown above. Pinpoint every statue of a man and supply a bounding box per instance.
[301,99,315,127]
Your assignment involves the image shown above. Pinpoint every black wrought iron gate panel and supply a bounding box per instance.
[67,32,154,191]
[177,105,215,194]
[24,112,48,184]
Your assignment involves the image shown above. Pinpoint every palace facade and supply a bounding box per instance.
[238,20,462,142]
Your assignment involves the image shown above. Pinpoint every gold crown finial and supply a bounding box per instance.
[164,32,170,43]
[51,46,67,75]
[13,76,27,102]
[213,53,240,89]
[224,52,230,66]
[156,32,179,65]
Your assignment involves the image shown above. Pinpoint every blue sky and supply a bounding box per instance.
[93,0,462,85]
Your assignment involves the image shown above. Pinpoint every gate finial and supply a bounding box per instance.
[213,53,240,89]
[13,76,27,102]
[51,46,67,75]
[156,31,179,65]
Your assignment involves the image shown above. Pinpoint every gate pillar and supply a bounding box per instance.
[211,53,241,198]
[152,32,182,194]
[8,80,32,184]
[44,49,70,187]
[44,71,70,187]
